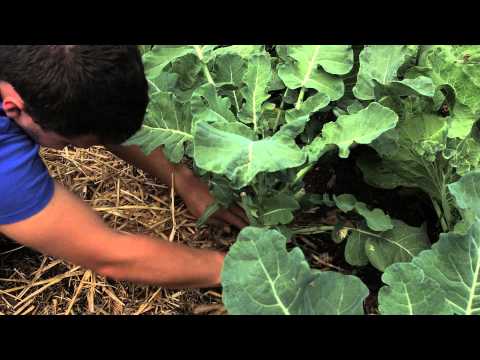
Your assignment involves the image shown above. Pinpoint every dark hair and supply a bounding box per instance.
[0,45,149,144]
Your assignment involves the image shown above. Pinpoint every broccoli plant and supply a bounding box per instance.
[128,45,480,315]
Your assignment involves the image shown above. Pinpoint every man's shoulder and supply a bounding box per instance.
[0,112,40,166]
[0,112,54,225]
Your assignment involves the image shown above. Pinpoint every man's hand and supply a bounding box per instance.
[174,166,248,230]
[108,145,249,230]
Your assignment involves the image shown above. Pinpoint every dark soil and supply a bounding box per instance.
[303,146,440,234]
[298,145,441,315]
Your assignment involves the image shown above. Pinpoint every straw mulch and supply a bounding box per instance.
[0,146,235,315]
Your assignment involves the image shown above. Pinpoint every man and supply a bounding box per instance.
[0,45,247,289]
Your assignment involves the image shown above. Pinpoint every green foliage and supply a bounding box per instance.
[222,227,369,315]
[338,220,430,271]
[193,119,306,189]
[355,45,480,233]
[379,169,480,315]
[378,263,451,315]
[353,45,424,100]
[334,193,393,232]
[124,92,193,162]
[379,220,480,315]
[129,45,480,315]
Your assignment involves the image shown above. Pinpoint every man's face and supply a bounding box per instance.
[16,112,101,150]
[1,82,103,149]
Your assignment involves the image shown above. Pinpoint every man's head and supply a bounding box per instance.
[0,45,149,149]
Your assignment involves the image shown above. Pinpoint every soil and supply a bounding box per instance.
[298,145,441,314]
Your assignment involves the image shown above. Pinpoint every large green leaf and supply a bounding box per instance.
[211,53,246,113]
[345,220,430,271]
[345,231,369,266]
[353,45,420,100]
[143,45,217,102]
[357,155,441,202]
[262,193,300,226]
[222,227,369,315]
[191,84,237,123]
[239,54,273,131]
[378,262,451,315]
[143,46,195,79]
[363,220,430,271]
[379,170,480,315]
[447,102,477,139]
[193,119,307,189]
[357,97,450,204]
[124,92,193,161]
[278,67,344,101]
[428,46,480,114]
[211,53,246,86]
[399,97,448,160]
[285,93,331,123]
[281,45,354,75]
[168,54,205,101]
[321,102,399,158]
[147,72,179,96]
[277,45,351,101]
[209,45,265,60]
[409,222,480,315]
[448,170,480,216]
[373,76,436,99]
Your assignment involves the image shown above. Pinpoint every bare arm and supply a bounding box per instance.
[107,144,184,189]
[107,144,248,229]
[0,183,225,288]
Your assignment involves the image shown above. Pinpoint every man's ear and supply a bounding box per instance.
[2,96,25,120]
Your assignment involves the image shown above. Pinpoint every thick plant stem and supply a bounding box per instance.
[240,192,257,226]
[432,199,449,233]
[273,89,289,132]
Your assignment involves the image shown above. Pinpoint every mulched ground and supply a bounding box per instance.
[0,146,233,315]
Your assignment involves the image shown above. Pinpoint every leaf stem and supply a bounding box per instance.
[273,89,289,132]
[193,45,216,86]
[293,163,315,187]
[240,192,258,226]
[202,65,216,86]
[233,91,240,114]
[440,179,453,231]
[432,199,449,233]
[295,87,306,110]
[292,225,335,235]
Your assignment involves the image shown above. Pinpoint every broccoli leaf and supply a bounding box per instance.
[222,227,369,315]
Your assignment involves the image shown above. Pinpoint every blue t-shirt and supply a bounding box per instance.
[0,101,54,225]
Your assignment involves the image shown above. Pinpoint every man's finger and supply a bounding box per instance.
[216,210,248,230]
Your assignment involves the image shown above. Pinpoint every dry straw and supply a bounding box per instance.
[0,146,231,315]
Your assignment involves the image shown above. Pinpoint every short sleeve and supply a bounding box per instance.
[0,118,55,225]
